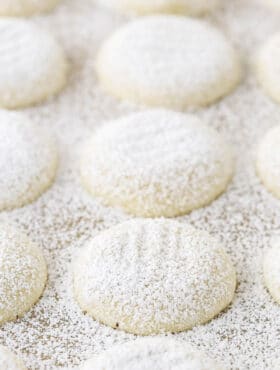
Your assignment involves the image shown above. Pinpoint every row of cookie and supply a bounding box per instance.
[1,217,279,368]
[0,337,262,370]
[1,15,280,110]
[1,109,279,217]
[1,111,279,328]
[0,218,236,332]
[0,201,235,368]
[0,217,237,368]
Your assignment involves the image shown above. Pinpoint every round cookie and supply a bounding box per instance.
[0,346,26,370]
[263,237,280,304]
[80,110,234,218]
[0,18,68,109]
[73,219,236,335]
[256,126,280,199]
[96,16,241,109]
[0,224,47,325]
[81,338,225,370]
[97,0,221,16]
[0,0,60,16]
[255,32,280,104]
[0,110,58,211]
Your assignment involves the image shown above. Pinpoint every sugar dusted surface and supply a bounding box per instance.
[0,224,47,326]
[73,219,236,335]
[0,19,68,109]
[96,15,241,109]
[1,0,280,369]
[81,110,234,217]
[0,111,58,210]
[81,337,225,370]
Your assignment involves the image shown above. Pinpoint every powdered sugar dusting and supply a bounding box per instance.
[96,15,241,109]
[0,223,47,326]
[0,0,280,369]
[0,18,68,108]
[81,110,234,217]
[81,337,225,370]
[0,110,58,210]
[73,219,236,335]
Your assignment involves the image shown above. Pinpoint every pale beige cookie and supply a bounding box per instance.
[255,32,280,104]
[0,18,68,109]
[96,16,241,109]
[96,0,221,16]
[73,219,236,335]
[0,224,47,325]
[0,0,60,16]
[0,345,26,370]
[81,338,226,370]
[256,126,280,199]
[0,110,58,211]
[81,110,234,218]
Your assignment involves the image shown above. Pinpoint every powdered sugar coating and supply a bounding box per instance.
[81,337,226,370]
[256,126,280,199]
[96,0,221,16]
[96,16,241,109]
[0,1,280,369]
[0,110,58,211]
[0,224,47,325]
[0,345,26,370]
[73,219,236,335]
[0,18,68,109]
[263,238,280,304]
[0,0,60,16]
[81,110,234,217]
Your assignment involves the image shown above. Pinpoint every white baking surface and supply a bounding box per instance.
[0,0,280,369]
